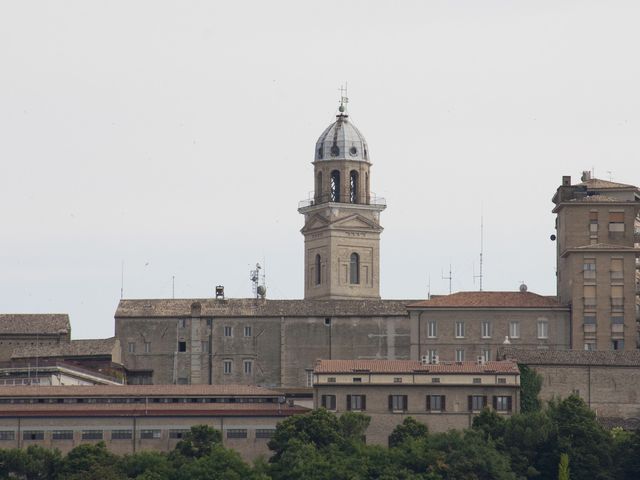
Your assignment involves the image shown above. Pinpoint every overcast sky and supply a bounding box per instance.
[1,1,639,339]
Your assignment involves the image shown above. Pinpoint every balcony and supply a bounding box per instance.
[298,192,387,209]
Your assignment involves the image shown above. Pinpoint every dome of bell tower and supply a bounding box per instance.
[314,110,369,163]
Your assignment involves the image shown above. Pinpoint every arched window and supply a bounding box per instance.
[330,170,340,202]
[349,252,360,285]
[316,172,323,201]
[350,170,358,203]
[315,254,321,285]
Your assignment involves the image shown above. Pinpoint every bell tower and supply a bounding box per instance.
[298,95,386,300]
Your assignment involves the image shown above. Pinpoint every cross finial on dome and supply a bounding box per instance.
[338,83,349,115]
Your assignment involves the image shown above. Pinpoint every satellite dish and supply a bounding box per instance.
[257,285,266,298]
[550,234,556,241]
[519,283,528,293]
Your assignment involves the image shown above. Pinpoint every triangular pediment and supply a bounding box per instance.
[330,213,381,231]
[301,213,331,233]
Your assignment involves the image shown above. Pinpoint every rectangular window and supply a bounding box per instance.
[0,431,15,441]
[469,395,487,412]
[427,320,437,338]
[481,321,491,338]
[584,342,596,351]
[327,377,336,383]
[611,315,624,325]
[224,326,232,337]
[426,395,445,412]
[455,321,465,338]
[611,258,624,280]
[352,377,362,383]
[589,211,598,233]
[583,315,596,325]
[494,396,513,412]
[473,378,481,384]
[169,429,190,439]
[52,430,73,440]
[389,395,408,412]
[583,259,596,279]
[431,377,440,383]
[612,339,625,350]
[223,360,232,374]
[178,341,186,352]
[201,341,209,353]
[584,285,597,308]
[144,342,151,353]
[609,212,625,232]
[509,321,520,339]
[128,342,135,353]
[393,377,402,383]
[611,286,624,312]
[537,320,549,339]
[428,350,438,363]
[481,348,491,362]
[82,430,103,440]
[321,394,337,410]
[111,429,133,440]
[244,326,252,337]
[306,370,314,387]
[177,377,189,385]
[180,318,187,328]
[455,349,465,362]
[226,429,247,439]
[243,360,253,374]
[347,394,366,411]
[256,429,276,439]
[497,377,507,384]
[140,429,161,440]
[23,431,44,441]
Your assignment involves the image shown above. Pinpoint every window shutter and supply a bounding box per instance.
[483,396,488,408]
[403,395,408,410]
[426,395,431,411]
[321,395,326,408]
[507,396,513,412]
[442,396,446,412]
[346,395,351,411]
[388,395,393,411]
[492,396,497,410]
[589,211,598,221]
[468,396,473,411]
[330,396,336,410]
[609,212,625,222]
[362,395,366,411]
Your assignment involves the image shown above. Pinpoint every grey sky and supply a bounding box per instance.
[1,1,639,338]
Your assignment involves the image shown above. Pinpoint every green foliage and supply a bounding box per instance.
[58,442,124,480]
[172,444,255,480]
[0,445,62,480]
[388,417,429,448]
[558,453,570,480]
[519,364,542,413]
[174,424,222,459]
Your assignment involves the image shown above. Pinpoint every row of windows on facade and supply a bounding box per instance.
[581,285,627,312]
[0,395,272,405]
[0,428,275,442]
[587,211,627,232]
[584,339,625,351]
[582,258,626,280]
[127,326,253,353]
[325,376,509,385]
[316,170,366,204]
[320,394,513,413]
[425,320,549,340]
[315,252,361,285]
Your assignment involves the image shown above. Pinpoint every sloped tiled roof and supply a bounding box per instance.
[11,337,118,359]
[569,243,638,250]
[407,291,566,309]
[0,384,281,397]
[314,359,519,375]
[568,194,619,202]
[499,348,640,366]
[577,178,636,189]
[0,314,70,335]
[116,298,412,318]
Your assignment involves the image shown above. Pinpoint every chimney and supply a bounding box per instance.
[562,175,571,186]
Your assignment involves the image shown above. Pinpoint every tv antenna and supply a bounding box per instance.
[427,275,431,300]
[441,264,452,294]
[120,260,124,299]
[338,83,349,113]
[250,263,266,299]
[473,212,484,291]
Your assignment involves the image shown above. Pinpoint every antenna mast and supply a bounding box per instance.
[120,260,124,299]
[441,264,452,295]
[250,263,266,299]
[473,213,484,291]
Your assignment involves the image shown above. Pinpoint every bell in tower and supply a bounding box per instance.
[298,94,386,300]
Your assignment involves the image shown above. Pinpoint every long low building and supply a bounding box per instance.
[313,358,520,446]
[0,385,306,460]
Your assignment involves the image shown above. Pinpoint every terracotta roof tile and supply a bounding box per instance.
[12,338,119,359]
[116,298,412,318]
[0,314,70,335]
[577,178,636,190]
[407,291,566,309]
[499,348,640,366]
[314,359,519,375]
[0,384,282,397]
